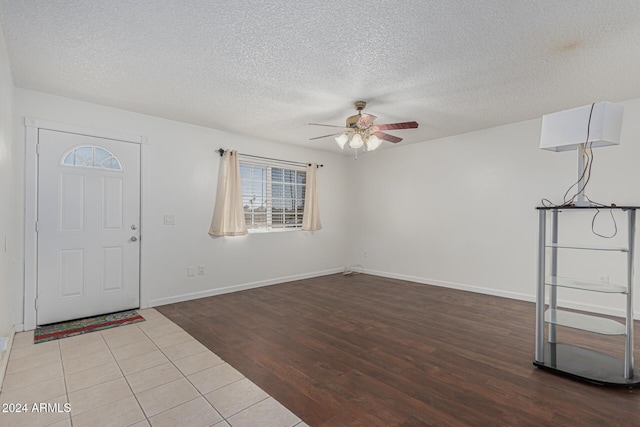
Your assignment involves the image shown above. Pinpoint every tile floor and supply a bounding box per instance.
[0,308,309,427]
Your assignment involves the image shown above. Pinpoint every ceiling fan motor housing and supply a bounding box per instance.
[346,114,360,128]
[346,101,367,128]
[309,99,416,144]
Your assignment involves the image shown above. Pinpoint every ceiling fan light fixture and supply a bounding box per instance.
[309,100,418,156]
[335,133,349,149]
[349,133,364,149]
[365,135,381,151]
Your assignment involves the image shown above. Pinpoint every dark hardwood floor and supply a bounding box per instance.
[156,274,640,426]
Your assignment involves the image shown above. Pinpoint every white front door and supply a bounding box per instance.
[36,129,141,325]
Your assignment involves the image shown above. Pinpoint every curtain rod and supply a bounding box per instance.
[217,148,323,168]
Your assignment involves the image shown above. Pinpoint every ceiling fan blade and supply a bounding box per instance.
[373,131,403,143]
[373,121,419,131]
[356,113,377,129]
[309,133,343,141]
[308,123,347,129]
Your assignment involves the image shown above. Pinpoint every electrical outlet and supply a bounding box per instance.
[187,266,195,277]
[198,265,205,275]
[363,250,367,258]
[164,214,175,225]
[598,274,609,284]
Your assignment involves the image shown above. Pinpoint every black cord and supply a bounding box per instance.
[586,196,618,238]
[539,103,617,237]
[541,103,595,208]
[591,207,618,238]
[561,103,595,204]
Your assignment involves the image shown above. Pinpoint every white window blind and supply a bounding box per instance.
[240,159,306,231]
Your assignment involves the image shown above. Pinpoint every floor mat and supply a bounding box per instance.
[34,310,145,344]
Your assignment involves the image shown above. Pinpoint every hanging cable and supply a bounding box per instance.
[539,103,617,237]
[590,207,618,238]
[541,103,596,208]
[586,196,618,238]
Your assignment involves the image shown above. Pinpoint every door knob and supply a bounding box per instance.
[131,236,138,242]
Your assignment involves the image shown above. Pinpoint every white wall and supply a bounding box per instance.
[0,20,18,379]
[348,97,640,318]
[14,89,350,322]
[10,85,640,327]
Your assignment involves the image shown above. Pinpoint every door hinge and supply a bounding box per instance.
[34,297,39,310]
[36,143,40,155]
[35,221,39,232]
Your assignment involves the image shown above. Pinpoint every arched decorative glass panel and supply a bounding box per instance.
[61,146,123,171]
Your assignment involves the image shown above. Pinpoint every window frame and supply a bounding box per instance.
[239,159,306,233]
[60,145,123,171]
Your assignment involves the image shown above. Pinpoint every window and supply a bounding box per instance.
[240,161,306,231]
[61,146,122,171]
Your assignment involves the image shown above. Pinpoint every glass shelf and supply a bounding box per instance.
[545,309,626,336]
[546,243,628,252]
[546,276,627,294]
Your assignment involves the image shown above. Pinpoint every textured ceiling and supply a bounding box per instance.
[1,1,640,153]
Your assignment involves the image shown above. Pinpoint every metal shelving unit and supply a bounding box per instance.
[534,206,640,387]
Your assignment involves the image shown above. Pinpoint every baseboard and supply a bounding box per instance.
[0,325,16,392]
[365,268,534,301]
[146,266,637,321]
[148,268,343,307]
[365,269,637,320]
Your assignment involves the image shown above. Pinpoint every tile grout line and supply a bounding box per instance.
[52,339,73,427]
[138,313,228,425]
[109,311,225,425]
[60,338,73,427]
[137,311,289,426]
[222,394,271,421]
[150,312,304,427]
[60,319,160,424]
[67,327,133,425]
[106,320,160,426]
[150,323,267,426]
[10,310,302,427]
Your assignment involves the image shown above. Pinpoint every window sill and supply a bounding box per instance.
[247,227,301,234]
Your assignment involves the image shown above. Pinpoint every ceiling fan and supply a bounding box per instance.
[309,101,419,152]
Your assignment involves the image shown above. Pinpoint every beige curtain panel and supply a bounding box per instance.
[302,163,322,231]
[209,150,248,236]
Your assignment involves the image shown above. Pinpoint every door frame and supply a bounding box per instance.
[24,118,147,331]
